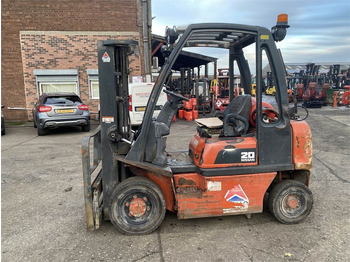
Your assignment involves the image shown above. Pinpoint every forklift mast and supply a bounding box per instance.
[180,67,192,95]
[97,40,138,211]
[267,72,274,88]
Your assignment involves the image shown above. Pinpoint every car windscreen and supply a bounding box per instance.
[44,96,82,105]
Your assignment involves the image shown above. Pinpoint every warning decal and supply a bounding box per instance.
[223,184,249,212]
[102,116,114,123]
[102,52,110,62]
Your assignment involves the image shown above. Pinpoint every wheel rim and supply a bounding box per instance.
[128,197,148,218]
[280,190,307,218]
[114,189,158,227]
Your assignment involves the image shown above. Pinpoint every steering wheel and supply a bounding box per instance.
[164,89,189,102]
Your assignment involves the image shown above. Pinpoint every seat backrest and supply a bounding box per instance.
[223,95,252,136]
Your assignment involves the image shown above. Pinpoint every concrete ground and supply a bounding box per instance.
[1,105,349,262]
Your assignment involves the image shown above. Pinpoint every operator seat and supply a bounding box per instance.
[222,94,252,136]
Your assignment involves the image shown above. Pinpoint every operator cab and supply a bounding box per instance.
[126,17,292,173]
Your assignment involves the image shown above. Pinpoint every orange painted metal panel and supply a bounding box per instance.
[131,167,176,212]
[174,172,276,219]
[189,133,257,168]
[290,121,312,171]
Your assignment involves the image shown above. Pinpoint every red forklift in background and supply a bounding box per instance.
[83,14,313,235]
[302,63,329,107]
[214,69,245,118]
[213,68,230,118]
[194,77,212,114]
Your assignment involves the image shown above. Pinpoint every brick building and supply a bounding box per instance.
[1,0,151,120]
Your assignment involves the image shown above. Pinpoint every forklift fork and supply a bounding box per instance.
[82,126,102,230]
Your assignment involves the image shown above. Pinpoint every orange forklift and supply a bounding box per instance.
[83,14,313,235]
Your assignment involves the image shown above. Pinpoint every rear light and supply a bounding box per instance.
[78,104,89,110]
[38,105,52,112]
[129,95,132,111]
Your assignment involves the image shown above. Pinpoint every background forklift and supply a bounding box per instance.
[83,14,313,235]
[213,68,230,117]
[194,77,212,114]
[302,63,329,107]
[265,71,276,95]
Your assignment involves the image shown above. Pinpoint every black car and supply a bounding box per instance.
[33,93,90,136]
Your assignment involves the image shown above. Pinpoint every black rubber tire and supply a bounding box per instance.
[37,128,48,136]
[82,124,90,132]
[1,116,5,135]
[109,176,166,235]
[268,180,313,224]
[33,114,37,128]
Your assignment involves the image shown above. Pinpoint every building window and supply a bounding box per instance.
[40,82,78,94]
[90,80,100,99]
[34,69,79,96]
[87,69,99,99]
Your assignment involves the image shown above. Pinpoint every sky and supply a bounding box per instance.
[151,0,350,71]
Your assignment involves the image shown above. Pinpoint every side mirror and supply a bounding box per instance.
[165,26,178,45]
[161,45,172,57]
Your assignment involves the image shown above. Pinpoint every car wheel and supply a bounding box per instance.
[1,117,5,135]
[82,124,90,132]
[38,128,49,136]
[268,180,313,224]
[109,176,166,235]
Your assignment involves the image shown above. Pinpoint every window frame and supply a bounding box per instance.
[34,69,79,98]
[89,79,100,99]
[87,69,99,99]
[39,81,78,95]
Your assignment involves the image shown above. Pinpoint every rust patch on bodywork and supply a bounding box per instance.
[295,136,300,148]
[178,177,196,186]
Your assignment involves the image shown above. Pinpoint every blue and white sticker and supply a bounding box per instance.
[102,52,110,62]
[223,184,249,213]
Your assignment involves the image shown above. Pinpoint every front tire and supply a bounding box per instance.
[38,128,48,136]
[109,177,166,235]
[268,180,313,224]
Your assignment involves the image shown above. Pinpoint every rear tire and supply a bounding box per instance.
[38,128,48,136]
[82,124,90,132]
[268,180,313,224]
[109,176,166,235]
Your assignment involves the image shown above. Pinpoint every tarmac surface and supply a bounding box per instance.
[1,104,350,262]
